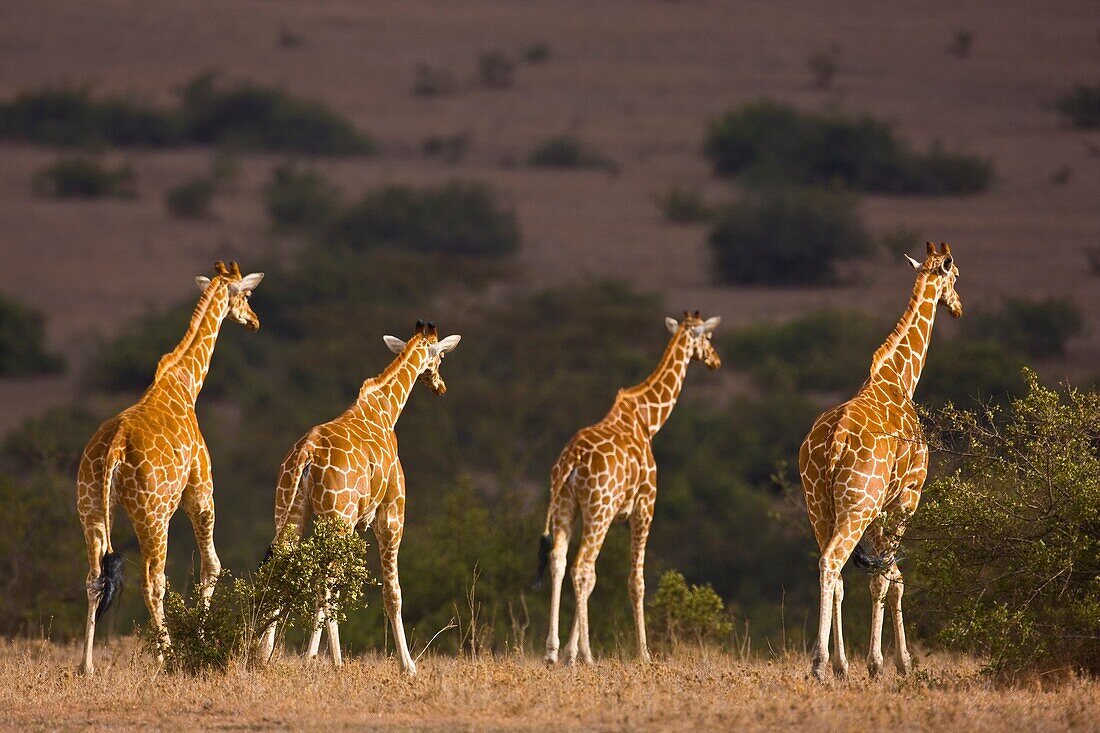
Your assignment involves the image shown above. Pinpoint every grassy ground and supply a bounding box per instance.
[1,639,1095,731]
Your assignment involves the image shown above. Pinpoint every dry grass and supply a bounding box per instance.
[1,639,1096,732]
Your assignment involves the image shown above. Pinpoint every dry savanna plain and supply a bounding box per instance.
[1,0,1100,730]
[1,640,1097,732]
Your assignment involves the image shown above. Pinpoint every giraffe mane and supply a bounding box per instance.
[868,270,932,377]
[154,278,222,382]
[358,333,427,401]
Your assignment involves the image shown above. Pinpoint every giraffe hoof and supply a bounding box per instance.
[867,659,884,679]
[811,660,830,683]
[833,664,849,680]
[78,664,94,677]
[896,657,912,676]
[544,654,558,666]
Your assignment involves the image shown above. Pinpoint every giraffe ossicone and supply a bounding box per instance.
[257,320,461,674]
[76,261,263,675]
[537,311,721,666]
[799,242,962,683]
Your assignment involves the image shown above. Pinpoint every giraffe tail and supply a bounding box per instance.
[94,430,126,621]
[272,432,317,545]
[534,460,576,589]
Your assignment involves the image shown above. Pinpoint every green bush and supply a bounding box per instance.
[165,177,216,219]
[921,339,1029,407]
[523,42,551,64]
[178,73,373,156]
[649,570,732,647]
[911,373,1100,675]
[263,163,340,233]
[328,181,520,256]
[708,188,872,285]
[0,76,373,155]
[0,293,64,376]
[146,518,374,674]
[413,63,458,97]
[657,186,712,223]
[2,407,99,476]
[704,101,992,194]
[964,297,1084,360]
[31,156,135,199]
[0,85,183,148]
[1056,83,1100,128]
[528,135,616,172]
[723,310,883,392]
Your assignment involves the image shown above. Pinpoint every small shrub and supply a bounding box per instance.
[964,296,1083,360]
[949,30,973,58]
[912,373,1100,675]
[413,63,458,96]
[0,85,183,148]
[478,50,515,89]
[657,186,712,223]
[527,135,616,172]
[422,132,470,164]
[263,163,340,233]
[523,42,552,63]
[920,339,1028,407]
[704,101,992,194]
[1056,83,1100,128]
[178,73,373,156]
[807,47,839,90]
[31,156,135,199]
[708,188,872,285]
[649,570,732,647]
[328,181,520,255]
[146,518,374,674]
[0,293,64,377]
[165,177,216,219]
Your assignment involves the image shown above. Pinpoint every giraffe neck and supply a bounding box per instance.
[357,336,429,428]
[153,281,229,403]
[622,328,692,436]
[868,272,940,399]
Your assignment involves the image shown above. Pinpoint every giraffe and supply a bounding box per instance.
[535,311,721,665]
[257,320,461,675]
[75,261,264,675]
[799,242,962,683]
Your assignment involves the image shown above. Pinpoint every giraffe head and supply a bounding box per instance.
[665,310,722,370]
[195,260,264,331]
[383,320,462,395]
[905,242,962,319]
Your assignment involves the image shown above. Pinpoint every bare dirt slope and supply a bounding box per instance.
[1,0,1098,430]
[1,640,1096,732]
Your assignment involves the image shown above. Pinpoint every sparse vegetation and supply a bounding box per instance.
[423,132,470,164]
[528,135,616,172]
[263,163,340,233]
[708,188,872,285]
[413,63,458,96]
[657,185,712,223]
[478,50,516,89]
[31,156,135,199]
[147,518,374,674]
[704,101,993,194]
[0,293,64,377]
[913,373,1100,675]
[0,75,374,155]
[1056,82,1100,128]
[328,181,520,256]
[165,176,216,219]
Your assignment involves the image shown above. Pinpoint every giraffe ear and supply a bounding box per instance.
[228,272,264,295]
[665,317,679,335]
[434,334,462,355]
[904,254,922,271]
[701,316,721,333]
[195,276,211,292]
[383,335,406,354]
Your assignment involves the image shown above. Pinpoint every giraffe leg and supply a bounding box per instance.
[181,450,221,606]
[306,599,325,659]
[866,521,889,679]
[325,593,343,668]
[137,519,171,662]
[812,513,874,683]
[886,563,912,675]
[628,491,654,663]
[258,489,310,665]
[544,501,576,664]
[79,530,107,675]
[831,575,849,678]
[376,498,416,675]
[564,517,611,666]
